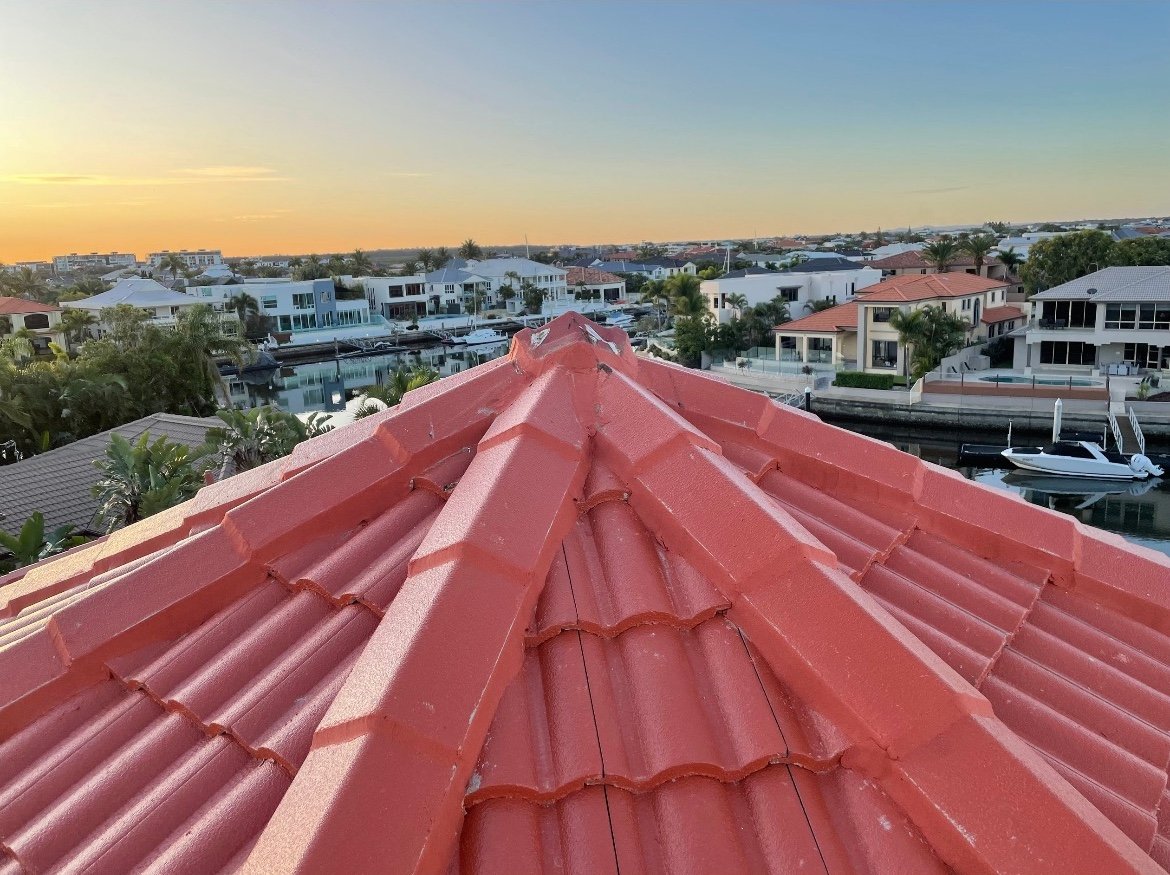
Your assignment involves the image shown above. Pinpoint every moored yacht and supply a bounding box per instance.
[1001,440,1164,480]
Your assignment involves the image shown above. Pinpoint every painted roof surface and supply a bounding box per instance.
[62,279,197,310]
[0,297,58,315]
[774,301,859,333]
[980,305,1025,324]
[860,272,1008,303]
[1,313,1169,873]
[869,251,1004,270]
[0,413,219,535]
[1031,267,1170,302]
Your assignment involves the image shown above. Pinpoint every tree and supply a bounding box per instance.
[459,239,483,261]
[225,291,261,323]
[520,281,547,314]
[920,238,960,272]
[326,254,348,276]
[0,512,89,573]
[636,243,665,259]
[724,293,748,316]
[201,406,332,478]
[986,221,1009,235]
[673,314,716,368]
[349,249,374,276]
[62,276,106,299]
[960,235,997,273]
[1,267,53,303]
[433,247,451,269]
[1019,230,1115,296]
[996,246,1023,276]
[353,366,440,419]
[873,228,886,245]
[157,254,187,284]
[92,433,206,531]
[665,274,705,318]
[1111,237,1170,266]
[60,308,98,347]
[401,259,421,276]
[415,249,436,272]
[888,305,968,380]
[292,255,329,281]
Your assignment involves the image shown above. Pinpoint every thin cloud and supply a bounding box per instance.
[5,171,290,186]
[177,166,278,178]
[906,185,970,195]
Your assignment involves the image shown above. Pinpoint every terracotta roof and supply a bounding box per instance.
[860,272,1009,303]
[774,300,859,332]
[564,266,624,286]
[0,297,58,315]
[0,312,1168,873]
[981,305,1025,324]
[869,251,1003,270]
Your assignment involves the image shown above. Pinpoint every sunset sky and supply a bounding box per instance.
[1,1,1167,262]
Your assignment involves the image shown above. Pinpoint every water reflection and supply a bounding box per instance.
[223,342,510,414]
[832,421,1170,558]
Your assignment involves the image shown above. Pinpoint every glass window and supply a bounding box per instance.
[292,293,314,310]
[871,307,894,323]
[261,297,278,310]
[1040,341,1096,365]
[871,340,898,368]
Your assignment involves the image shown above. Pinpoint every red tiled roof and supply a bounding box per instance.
[1,312,1169,873]
[564,266,624,286]
[0,296,58,314]
[861,272,1009,303]
[773,300,859,332]
[870,251,1003,270]
[981,305,1025,324]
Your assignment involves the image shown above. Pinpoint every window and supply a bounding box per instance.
[292,293,314,310]
[871,340,898,368]
[1039,341,1095,365]
[444,284,455,294]
[1043,300,1097,329]
[871,307,894,323]
[777,288,800,303]
[22,313,49,330]
[279,315,292,331]
[261,297,278,310]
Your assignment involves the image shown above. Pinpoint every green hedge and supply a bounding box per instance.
[833,371,896,390]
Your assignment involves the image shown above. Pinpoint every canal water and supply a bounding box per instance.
[230,347,1170,559]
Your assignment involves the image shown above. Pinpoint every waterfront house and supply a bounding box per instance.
[773,272,1015,372]
[202,278,378,339]
[564,266,627,303]
[462,257,568,314]
[0,297,65,353]
[591,257,697,281]
[2,313,1169,873]
[705,257,881,325]
[1015,266,1170,373]
[61,278,234,333]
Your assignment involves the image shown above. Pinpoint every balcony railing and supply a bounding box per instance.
[1027,318,1096,330]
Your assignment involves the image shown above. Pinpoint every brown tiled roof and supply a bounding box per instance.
[861,273,1009,303]
[0,313,1168,873]
[564,266,624,285]
[981,305,1025,324]
[870,251,1003,270]
[0,296,58,315]
[773,300,859,332]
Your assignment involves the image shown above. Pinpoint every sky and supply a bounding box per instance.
[1,1,1168,261]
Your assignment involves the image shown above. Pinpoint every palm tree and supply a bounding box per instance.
[349,249,374,276]
[433,247,451,269]
[665,274,706,317]
[172,303,251,406]
[292,254,328,281]
[997,246,1023,276]
[353,366,440,419]
[201,406,332,479]
[960,235,997,274]
[60,308,98,347]
[401,259,421,276]
[157,253,187,284]
[459,239,483,261]
[326,254,348,276]
[91,432,206,532]
[724,292,748,316]
[3,267,53,303]
[887,308,926,378]
[62,276,106,299]
[920,238,960,273]
[225,291,261,322]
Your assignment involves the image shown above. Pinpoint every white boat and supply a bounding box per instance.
[600,310,634,328]
[449,328,510,346]
[1001,440,1164,480]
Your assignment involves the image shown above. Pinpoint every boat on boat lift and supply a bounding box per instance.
[442,328,510,346]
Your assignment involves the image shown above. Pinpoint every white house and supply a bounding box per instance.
[704,259,882,324]
[148,249,224,270]
[1014,266,1170,373]
[564,267,627,303]
[192,278,379,340]
[590,258,697,282]
[462,258,568,314]
[62,278,232,332]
